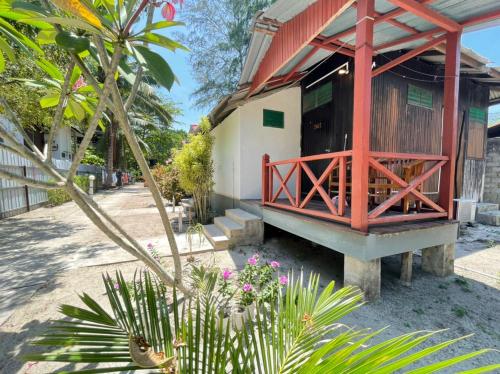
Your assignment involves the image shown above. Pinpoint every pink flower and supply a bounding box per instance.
[270,261,280,269]
[242,283,253,292]
[147,243,154,249]
[114,282,120,290]
[247,254,259,265]
[161,2,176,20]
[222,269,232,281]
[72,76,86,91]
[279,276,288,286]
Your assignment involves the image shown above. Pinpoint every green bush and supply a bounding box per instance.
[47,175,90,206]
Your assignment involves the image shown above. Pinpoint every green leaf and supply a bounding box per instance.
[37,29,57,45]
[35,58,64,81]
[133,45,176,91]
[142,20,184,32]
[11,1,47,15]
[40,92,60,108]
[0,51,4,73]
[24,17,101,34]
[68,100,86,121]
[55,31,90,54]
[134,32,188,52]
[0,37,15,61]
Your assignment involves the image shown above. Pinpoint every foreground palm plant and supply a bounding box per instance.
[24,270,499,373]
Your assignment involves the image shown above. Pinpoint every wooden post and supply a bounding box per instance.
[23,166,30,212]
[261,154,270,204]
[295,162,301,207]
[351,0,374,232]
[400,251,413,287]
[338,156,346,216]
[439,31,461,219]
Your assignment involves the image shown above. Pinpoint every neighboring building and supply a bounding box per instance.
[188,124,200,134]
[207,0,500,299]
[483,123,500,204]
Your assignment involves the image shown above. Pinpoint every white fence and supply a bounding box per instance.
[0,117,50,218]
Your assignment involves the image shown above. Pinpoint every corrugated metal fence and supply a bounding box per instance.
[0,147,49,219]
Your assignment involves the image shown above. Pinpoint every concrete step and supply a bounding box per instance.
[202,224,229,251]
[214,216,245,238]
[225,208,261,226]
[476,210,500,226]
[476,203,499,215]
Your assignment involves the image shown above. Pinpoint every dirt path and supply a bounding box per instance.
[0,185,211,326]
[0,186,499,372]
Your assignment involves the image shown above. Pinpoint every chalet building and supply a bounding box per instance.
[207,0,500,299]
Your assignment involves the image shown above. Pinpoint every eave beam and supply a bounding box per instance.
[388,0,462,32]
[372,35,446,77]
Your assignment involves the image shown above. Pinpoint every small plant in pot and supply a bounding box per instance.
[231,254,287,329]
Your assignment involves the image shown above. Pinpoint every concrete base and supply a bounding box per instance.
[421,243,455,277]
[344,256,381,301]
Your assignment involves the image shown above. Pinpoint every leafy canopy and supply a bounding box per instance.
[178,0,276,108]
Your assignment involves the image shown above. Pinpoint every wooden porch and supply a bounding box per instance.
[262,150,451,230]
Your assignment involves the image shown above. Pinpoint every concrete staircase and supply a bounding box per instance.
[203,209,264,250]
[476,203,500,226]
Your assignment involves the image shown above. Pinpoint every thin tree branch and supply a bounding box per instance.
[94,38,185,287]
[68,45,123,180]
[46,60,76,163]
[124,4,155,111]
[0,168,62,189]
[0,98,45,159]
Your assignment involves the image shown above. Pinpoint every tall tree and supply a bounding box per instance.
[179,0,275,108]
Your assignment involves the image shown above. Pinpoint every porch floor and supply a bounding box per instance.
[240,199,458,261]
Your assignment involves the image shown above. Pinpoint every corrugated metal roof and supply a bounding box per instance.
[240,0,500,86]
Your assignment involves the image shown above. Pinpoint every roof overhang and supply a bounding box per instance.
[210,0,500,125]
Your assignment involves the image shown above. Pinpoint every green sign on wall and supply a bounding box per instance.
[263,109,284,128]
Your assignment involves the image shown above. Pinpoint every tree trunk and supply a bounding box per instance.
[105,116,118,187]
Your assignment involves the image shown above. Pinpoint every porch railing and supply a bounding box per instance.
[261,151,450,228]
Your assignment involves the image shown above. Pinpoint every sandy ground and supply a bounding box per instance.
[0,185,499,373]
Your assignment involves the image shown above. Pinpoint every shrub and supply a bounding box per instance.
[81,148,105,166]
[151,163,184,204]
[47,175,89,206]
[173,117,214,224]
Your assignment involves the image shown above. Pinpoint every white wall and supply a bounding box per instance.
[52,126,72,161]
[212,109,241,199]
[239,87,302,199]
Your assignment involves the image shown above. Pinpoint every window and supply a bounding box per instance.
[263,109,284,129]
[467,107,487,159]
[303,81,332,113]
[407,84,433,109]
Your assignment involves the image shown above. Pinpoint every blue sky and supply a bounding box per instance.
[159,15,500,130]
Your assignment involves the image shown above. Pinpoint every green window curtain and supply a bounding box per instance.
[407,84,433,110]
[263,109,284,128]
[303,81,332,113]
[469,107,487,125]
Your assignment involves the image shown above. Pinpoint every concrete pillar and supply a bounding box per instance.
[88,175,95,196]
[344,255,381,301]
[421,243,455,277]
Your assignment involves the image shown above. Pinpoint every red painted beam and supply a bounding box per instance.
[247,0,355,97]
[372,34,446,77]
[375,28,442,51]
[350,0,375,232]
[439,31,461,219]
[310,39,355,57]
[388,0,461,32]
[461,9,500,27]
[283,46,319,83]
[322,0,436,45]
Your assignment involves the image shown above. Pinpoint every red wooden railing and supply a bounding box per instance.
[262,151,352,224]
[262,151,450,228]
